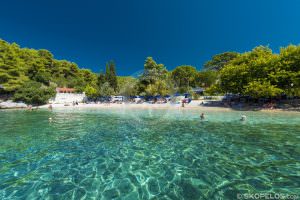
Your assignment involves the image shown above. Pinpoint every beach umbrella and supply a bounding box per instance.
[184,93,190,98]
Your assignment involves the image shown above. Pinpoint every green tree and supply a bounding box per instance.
[0,38,100,96]
[269,45,300,94]
[13,81,55,105]
[117,76,138,96]
[138,57,168,95]
[84,85,98,98]
[107,61,118,92]
[244,81,283,98]
[196,70,218,87]
[99,82,114,96]
[218,46,276,94]
[171,65,197,91]
[98,71,106,86]
[204,52,239,71]
[145,80,170,96]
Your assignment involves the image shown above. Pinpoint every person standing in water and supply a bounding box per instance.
[200,113,205,120]
[240,115,247,121]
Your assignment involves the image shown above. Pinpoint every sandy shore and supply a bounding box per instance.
[40,101,228,110]
[38,101,299,113]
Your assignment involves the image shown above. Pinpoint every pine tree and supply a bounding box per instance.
[108,61,118,92]
[105,63,111,83]
[98,71,106,86]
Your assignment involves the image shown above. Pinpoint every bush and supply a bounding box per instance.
[84,85,98,98]
[244,81,283,98]
[13,81,56,105]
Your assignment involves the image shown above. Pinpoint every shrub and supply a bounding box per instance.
[13,81,56,105]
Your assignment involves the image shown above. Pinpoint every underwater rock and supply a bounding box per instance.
[147,177,160,195]
[102,188,120,199]
[115,178,134,195]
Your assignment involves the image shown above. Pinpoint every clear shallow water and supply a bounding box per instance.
[0,108,299,200]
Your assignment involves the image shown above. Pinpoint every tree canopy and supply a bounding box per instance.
[1,38,299,102]
[204,52,239,71]
[171,65,198,90]
[137,57,170,96]
[0,39,97,95]
[208,46,300,97]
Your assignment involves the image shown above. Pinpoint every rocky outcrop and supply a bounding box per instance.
[0,100,27,109]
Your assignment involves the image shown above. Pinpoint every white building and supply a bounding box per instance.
[49,88,86,104]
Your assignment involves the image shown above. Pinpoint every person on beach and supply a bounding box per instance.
[200,113,205,120]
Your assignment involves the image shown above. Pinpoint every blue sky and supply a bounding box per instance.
[1,0,300,75]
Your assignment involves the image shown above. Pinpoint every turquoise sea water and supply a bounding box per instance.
[0,108,299,200]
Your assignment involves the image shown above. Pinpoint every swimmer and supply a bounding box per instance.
[200,113,205,120]
[49,117,52,122]
[240,115,247,121]
[48,104,53,110]
[27,105,32,111]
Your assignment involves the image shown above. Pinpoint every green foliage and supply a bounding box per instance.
[196,70,218,87]
[215,45,299,98]
[139,57,168,85]
[1,38,299,101]
[171,65,197,91]
[13,81,56,105]
[244,81,283,98]
[204,84,222,96]
[138,57,169,95]
[117,76,138,96]
[204,52,239,71]
[98,72,106,86]
[144,80,172,96]
[96,61,119,96]
[84,85,98,98]
[99,82,114,96]
[0,39,97,96]
[0,38,102,105]
[105,61,118,92]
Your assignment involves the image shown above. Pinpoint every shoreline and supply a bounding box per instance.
[1,100,299,113]
[36,102,300,113]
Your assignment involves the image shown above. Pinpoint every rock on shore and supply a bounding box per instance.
[0,100,27,109]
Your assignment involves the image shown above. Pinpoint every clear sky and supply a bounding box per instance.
[1,0,300,75]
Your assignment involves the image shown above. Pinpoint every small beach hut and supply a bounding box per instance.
[50,87,86,104]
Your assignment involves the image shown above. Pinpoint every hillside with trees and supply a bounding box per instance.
[0,38,299,105]
[0,39,97,104]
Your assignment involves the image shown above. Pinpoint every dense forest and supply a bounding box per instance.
[0,39,299,104]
